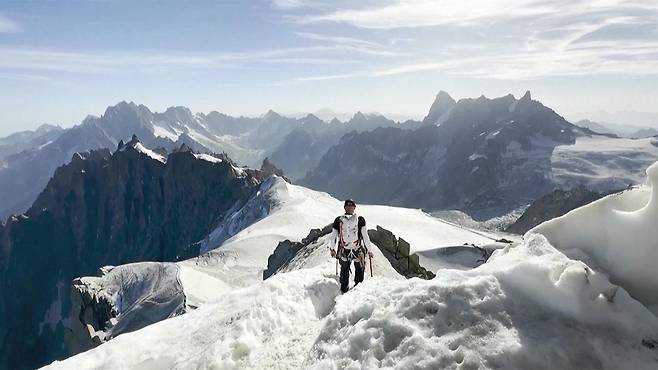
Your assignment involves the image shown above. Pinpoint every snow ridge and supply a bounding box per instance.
[531,160,658,308]
[45,161,658,369]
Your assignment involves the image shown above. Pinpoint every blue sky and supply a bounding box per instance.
[1,0,658,135]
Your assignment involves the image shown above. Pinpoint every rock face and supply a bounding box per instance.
[422,90,456,126]
[505,186,623,234]
[367,226,436,280]
[67,263,185,355]
[0,103,209,220]
[269,112,401,180]
[264,225,333,279]
[259,157,290,183]
[301,91,599,218]
[0,138,261,369]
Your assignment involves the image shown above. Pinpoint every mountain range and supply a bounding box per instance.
[301,91,658,218]
[3,91,658,224]
[0,103,403,220]
[2,116,658,367]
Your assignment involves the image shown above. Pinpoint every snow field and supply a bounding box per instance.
[49,234,658,369]
[46,268,342,370]
[306,233,658,369]
[45,162,658,369]
[532,160,658,308]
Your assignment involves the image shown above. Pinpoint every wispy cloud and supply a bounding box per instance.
[0,14,21,33]
[267,57,362,65]
[295,32,408,56]
[296,36,658,82]
[0,44,394,75]
[0,72,55,82]
[297,73,361,81]
[289,0,658,29]
[271,0,307,9]
[296,60,467,81]
[279,0,658,81]
[291,0,554,28]
[296,32,383,48]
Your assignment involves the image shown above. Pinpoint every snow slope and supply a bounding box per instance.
[46,234,658,369]
[69,262,185,344]
[46,163,658,369]
[307,233,658,369]
[56,175,507,356]
[48,268,342,370]
[193,176,509,287]
[531,160,658,309]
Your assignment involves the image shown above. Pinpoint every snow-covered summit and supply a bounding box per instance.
[197,176,506,279]
[46,164,658,369]
[46,174,513,361]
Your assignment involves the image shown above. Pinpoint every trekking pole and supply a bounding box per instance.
[337,221,345,276]
[369,254,373,277]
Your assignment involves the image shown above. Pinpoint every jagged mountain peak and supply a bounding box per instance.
[501,93,516,102]
[263,109,282,120]
[116,134,141,150]
[302,113,323,122]
[424,90,457,125]
[106,100,136,113]
[102,101,152,119]
[128,133,140,145]
[162,106,194,122]
[435,90,455,102]
[35,123,63,132]
[353,111,367,119]
[173,142,194,153]
[520,90,532,101]
[81,114,100,124]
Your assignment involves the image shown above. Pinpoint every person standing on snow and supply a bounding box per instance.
[329,199,374,293]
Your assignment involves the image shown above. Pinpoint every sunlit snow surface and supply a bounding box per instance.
[45,163,658,369]
[133,142,166,163]
[532,159,658,309]
[45,234,658,369]
[195,177,507,282]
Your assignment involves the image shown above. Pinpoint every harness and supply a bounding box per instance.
[339,244,367,262]
[337,217,367,262]
[333,214,371,277]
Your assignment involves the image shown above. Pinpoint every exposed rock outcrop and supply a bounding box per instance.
[67,263,185,355]
[0,138,261,369]
[367,226,435,279]
[263,225,333,279]
[259,157,290,183]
